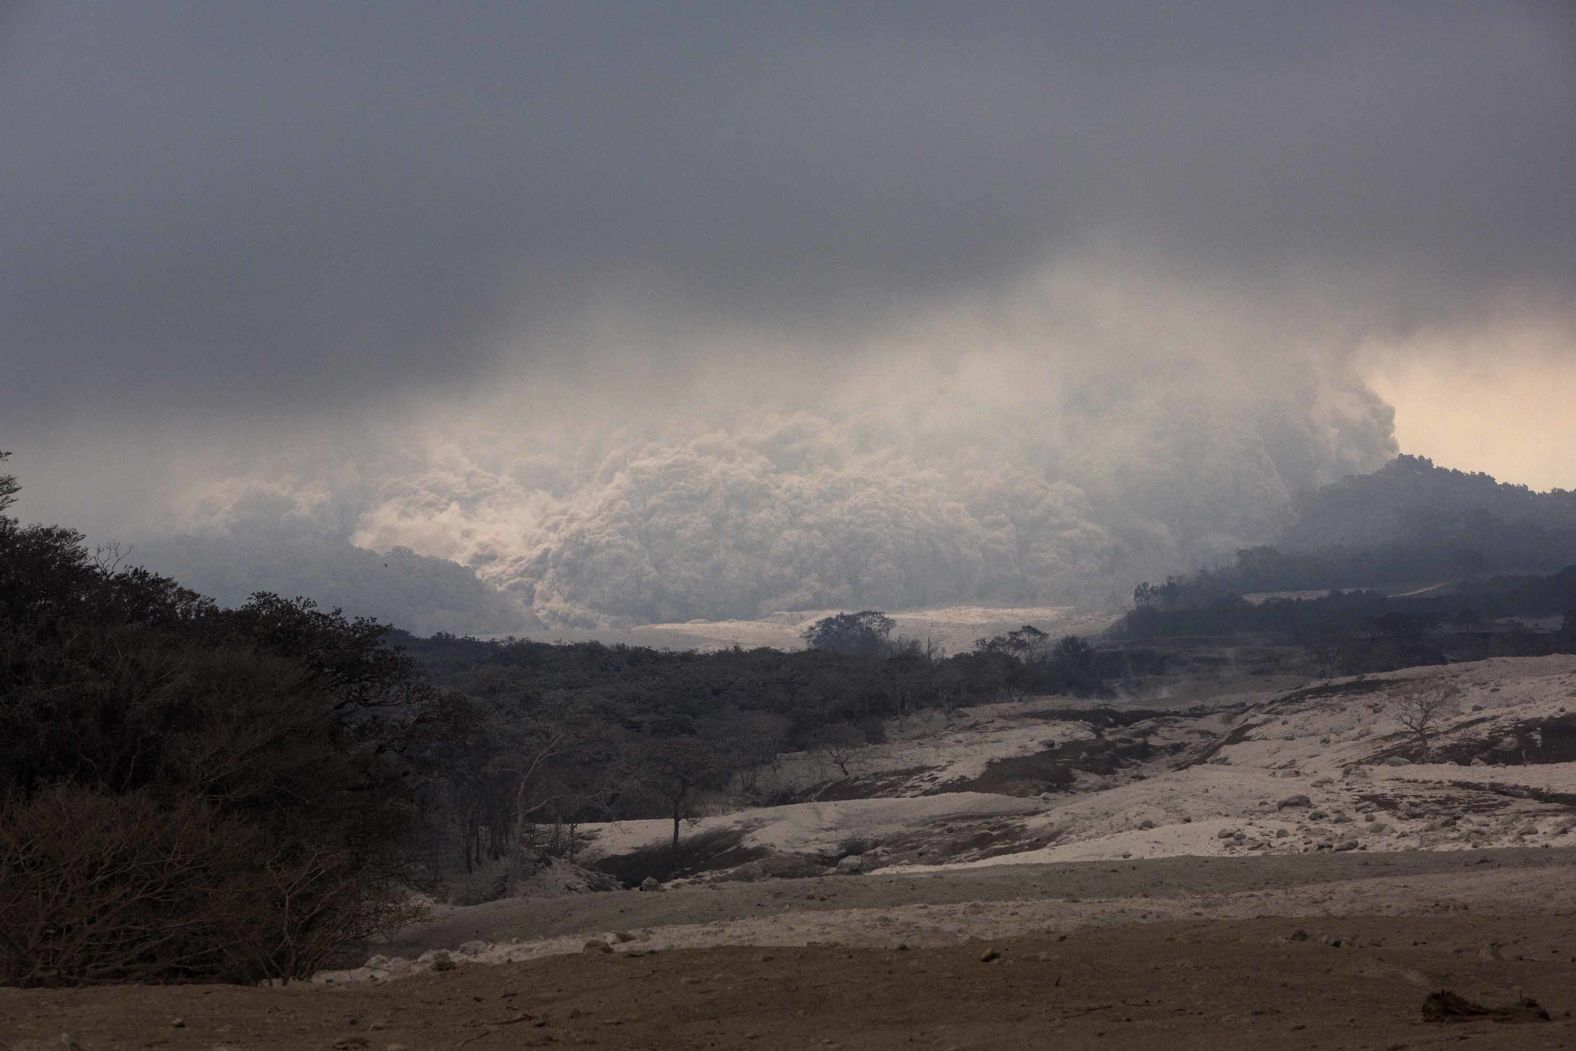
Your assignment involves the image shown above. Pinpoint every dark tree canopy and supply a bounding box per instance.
[0,460,466,984]
[802,610,897,657]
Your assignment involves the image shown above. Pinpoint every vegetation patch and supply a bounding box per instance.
[591,827,769,887]
[1432,715,1576,766]
[940,734,1165,797]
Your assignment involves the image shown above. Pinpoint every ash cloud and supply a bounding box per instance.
[0,2,1567,628]
[343,270,1396,624]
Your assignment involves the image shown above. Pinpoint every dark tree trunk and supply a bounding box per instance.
[670,800,682,871]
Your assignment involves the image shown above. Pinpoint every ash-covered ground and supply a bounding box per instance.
[11,656,1576,1049]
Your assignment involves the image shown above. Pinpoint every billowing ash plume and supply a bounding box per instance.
[354,423,1391,625]
[338,279,1396,626]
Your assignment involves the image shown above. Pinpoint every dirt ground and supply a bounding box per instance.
[388,846,1576,952]
[5,915,1576,1050]
[7,848,1576,1050]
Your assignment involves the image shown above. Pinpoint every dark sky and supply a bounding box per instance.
[4,2,1570,424]
[2,2,1573,622]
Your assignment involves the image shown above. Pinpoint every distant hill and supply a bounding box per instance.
[1223,456,1576,592]
[1283,455,1576,549]
[132,528,540,637]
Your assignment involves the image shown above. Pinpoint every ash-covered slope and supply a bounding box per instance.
[567,655,1576,883]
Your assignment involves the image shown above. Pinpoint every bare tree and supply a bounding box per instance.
[698,709,789,799]
[1396,682,1460,756]
[635,739,728,868]
[0,451,17,516]
[92,540,134,575]
[499,698,628,871]
[809,723,866,778]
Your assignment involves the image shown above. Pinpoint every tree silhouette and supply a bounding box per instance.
[802,610,896,657]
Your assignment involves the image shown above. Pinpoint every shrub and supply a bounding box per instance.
[0,786,417,985]
[0,459,444,985]
[0,787,257,984]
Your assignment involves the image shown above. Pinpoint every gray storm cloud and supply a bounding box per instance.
[0,2,1566,628]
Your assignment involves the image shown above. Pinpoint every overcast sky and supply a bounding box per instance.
[2,2,1573,623]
